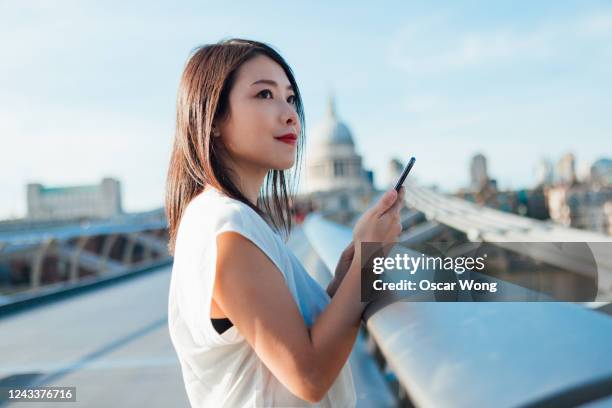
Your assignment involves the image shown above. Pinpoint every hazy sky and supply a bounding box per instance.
[1,0,611,218]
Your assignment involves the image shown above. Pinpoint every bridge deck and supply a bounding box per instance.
[0,266,189,407]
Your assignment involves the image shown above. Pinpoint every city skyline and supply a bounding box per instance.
[1,0,611,218]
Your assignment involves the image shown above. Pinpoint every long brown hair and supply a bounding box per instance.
[165,38,305,255]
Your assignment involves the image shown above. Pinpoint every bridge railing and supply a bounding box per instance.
[302,213,612,408]
[403,182,612,298]
[0,214,171,289]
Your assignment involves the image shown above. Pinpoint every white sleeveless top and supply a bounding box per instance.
[167,187,356,407]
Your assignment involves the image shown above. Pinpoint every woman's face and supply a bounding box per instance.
[215,54,300,172]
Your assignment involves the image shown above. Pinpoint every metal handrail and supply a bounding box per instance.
[302,213,612,408]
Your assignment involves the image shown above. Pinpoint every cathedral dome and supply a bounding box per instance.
[311,95,354,146]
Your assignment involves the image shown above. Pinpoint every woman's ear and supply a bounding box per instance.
[211,125,220,137]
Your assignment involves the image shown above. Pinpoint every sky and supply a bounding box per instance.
[1,0,611,219]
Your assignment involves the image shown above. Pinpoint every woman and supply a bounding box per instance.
[166,38,405,407]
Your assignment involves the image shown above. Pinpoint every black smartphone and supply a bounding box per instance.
[394,157,416,191]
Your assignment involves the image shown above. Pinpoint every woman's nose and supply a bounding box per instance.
[281,102,298,125]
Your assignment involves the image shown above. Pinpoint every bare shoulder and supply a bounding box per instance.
[215,231,282,283]
[214,231,320,401]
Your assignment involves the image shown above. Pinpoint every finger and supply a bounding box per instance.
[374,189,398,217]
[388,222,402,242]
[390,214,401,231]
[397,185,406,201]
[394,187,406,209]
[398,186,406,201]
[346,243,355,259]
[343,241,355,257]
[382,190,405,217]
[391,196,404,214]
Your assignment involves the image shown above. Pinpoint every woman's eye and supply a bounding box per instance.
[258,89,273,99]
[257,90,296,105]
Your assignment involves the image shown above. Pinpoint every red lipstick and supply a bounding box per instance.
[275,133,297,145]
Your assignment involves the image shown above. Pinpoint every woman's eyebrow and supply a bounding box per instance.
[251,79,293,90]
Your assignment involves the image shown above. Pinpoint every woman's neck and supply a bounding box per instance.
[215,155,268,206]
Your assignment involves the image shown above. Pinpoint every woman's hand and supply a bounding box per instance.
[326,187,406,298]
[353,187,405,246]
[326,241,355,298]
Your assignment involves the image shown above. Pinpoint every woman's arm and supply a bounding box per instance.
[325,279,339,298]
[215,231,366,403]
[214,188,404,403]
[326,241,355,298]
